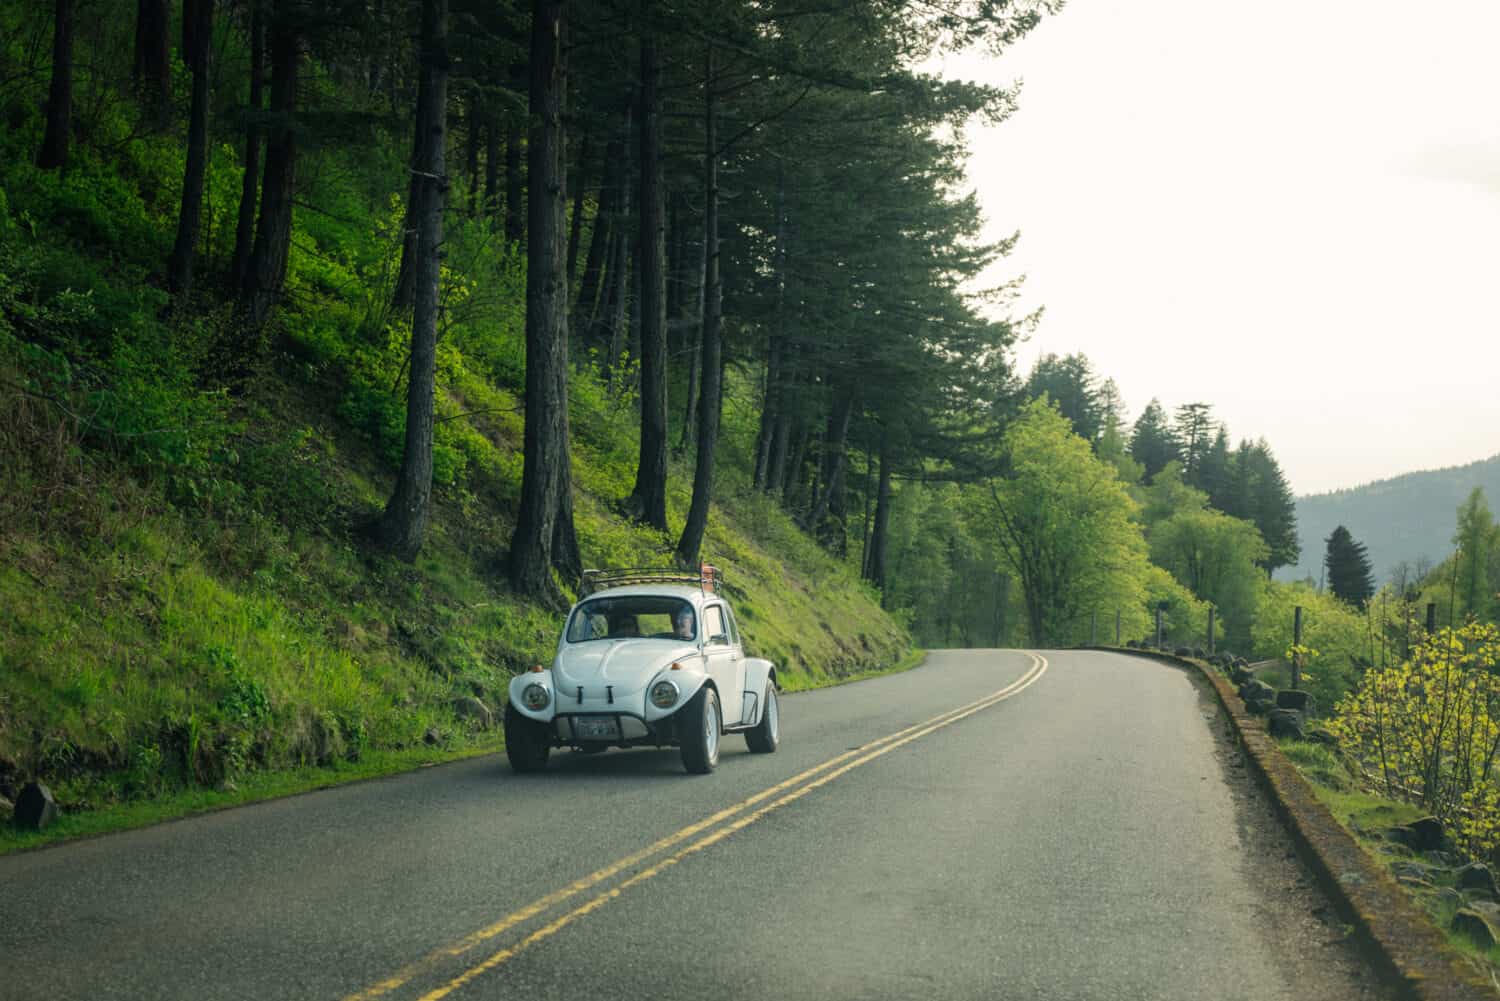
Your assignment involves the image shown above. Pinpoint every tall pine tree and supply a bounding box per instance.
[1324,525,1374,608]
[1129,399,1179,484]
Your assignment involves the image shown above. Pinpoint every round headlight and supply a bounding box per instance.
[522,683,550,711]
[650,680,679,709]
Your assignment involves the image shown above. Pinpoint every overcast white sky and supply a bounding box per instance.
[942,0,1500,496]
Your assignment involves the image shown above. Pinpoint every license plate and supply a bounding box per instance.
[573,717,620,741]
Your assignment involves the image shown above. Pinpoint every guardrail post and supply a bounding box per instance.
[1090,611,1097,645]
[1293,605,1303,690]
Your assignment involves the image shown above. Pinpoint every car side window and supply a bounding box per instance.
[723,605,739,647]
[704,605,728,646]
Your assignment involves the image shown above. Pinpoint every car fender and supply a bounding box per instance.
[742,657,778,725]
[643,657,711,723]
[508,670,557,723]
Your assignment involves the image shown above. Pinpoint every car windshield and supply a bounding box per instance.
[565,596,696,643]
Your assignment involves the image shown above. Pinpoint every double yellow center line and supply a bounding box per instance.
[345,652,1048,1001]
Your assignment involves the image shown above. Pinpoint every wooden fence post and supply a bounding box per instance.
[1293,605,1303,690]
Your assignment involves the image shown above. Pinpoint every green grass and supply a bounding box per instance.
[0,63,912,853]
[0,741,498,855]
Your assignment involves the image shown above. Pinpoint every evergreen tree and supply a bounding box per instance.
[1245,440,1300,575]
[1026,353,1101,443]
[375,0,449,561]
[36,0,74,170]
[1453,488,1498,622]
[1324,525,1375,609]
[166,0,216,298]
[1173,402,1214,484]
[1129,398,1179,484]
[1197,425,1232,512]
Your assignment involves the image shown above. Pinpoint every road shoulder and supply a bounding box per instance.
[1098,646,1497,1001]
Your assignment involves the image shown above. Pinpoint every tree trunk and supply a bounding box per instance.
[602,227,628,380]
[391,10,440,316]
[240,0,303,330]
[509,0,576,603]
[675,45,721,569]
[765,399,791,495]
[806,389,853,535]
[566,133,589,289]
[484,108,500,220]
[677,191,702,453]
[782,420,810,509]
[628,24,668,532]
[465,91,481,217]
[504,109,524,244]
[167,0,215,298]
[572,129,618,348]
[133,0,171,121]
[867,436,892,591]
[229,2,266,294]
[992,572,1009,647]
[754,170,787,488]
[376,0,448,561]
[37,0,74,171]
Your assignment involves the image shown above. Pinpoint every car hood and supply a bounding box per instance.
[554,640,699,698]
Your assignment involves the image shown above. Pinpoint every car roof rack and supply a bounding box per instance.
[580,564,723,596]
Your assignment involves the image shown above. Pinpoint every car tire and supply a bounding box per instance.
[504,704,551,773]
[744,684,779,754]
[679,685,721,775]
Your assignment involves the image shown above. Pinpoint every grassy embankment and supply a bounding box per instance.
[1279,740,1500,977]
[0,91,910,853]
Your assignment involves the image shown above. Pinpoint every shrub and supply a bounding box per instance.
[1328,622,1500,859]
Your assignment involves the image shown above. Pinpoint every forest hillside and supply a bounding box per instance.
[1283,453,1500,585]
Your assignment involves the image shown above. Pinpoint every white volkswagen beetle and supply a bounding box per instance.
[504,566,781,774]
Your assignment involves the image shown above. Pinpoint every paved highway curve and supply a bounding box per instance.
[1,650,1398,1000]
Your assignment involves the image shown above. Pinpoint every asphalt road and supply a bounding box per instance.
[0,650,1398,1000]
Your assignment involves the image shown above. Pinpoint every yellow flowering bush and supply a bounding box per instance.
[1328,622,1500,859]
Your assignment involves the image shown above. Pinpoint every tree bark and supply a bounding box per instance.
[377,0,448,561]
[675,45,721,569]
[677,191,701,453]
[782,420,810,509]
[240,0,303,330]
[167,0,215,298]
[602,226,629,381]
[483,108,500,220]
[628,22,668,532]
[765,391,791,495]
[391,4,440,316]
[754,169,788,488]
[133,0,171,121]
[37,0,74,171]
[229,2,266,294]
[806,389,853,535]
[866,436,892,590]
[572,128,618,348]
[504,107,524,244]
[509,0,577,603]
[465,91,481,217]
[565,132,589,289]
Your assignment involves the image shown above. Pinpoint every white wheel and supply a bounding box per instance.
[680,686,721,774]
[745,685,779,754]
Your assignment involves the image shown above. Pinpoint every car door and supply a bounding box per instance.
[701,604,745,726]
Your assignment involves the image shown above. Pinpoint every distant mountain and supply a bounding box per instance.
[1280,453,1500,586]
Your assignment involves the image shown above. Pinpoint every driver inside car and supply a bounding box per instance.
[674,607,696,641]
